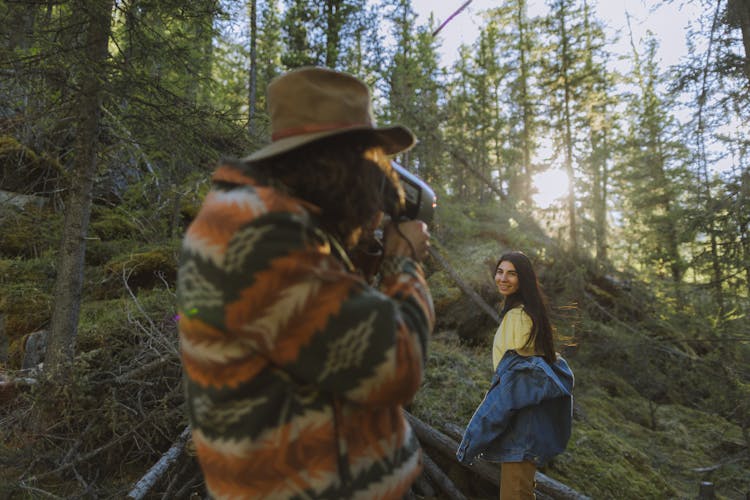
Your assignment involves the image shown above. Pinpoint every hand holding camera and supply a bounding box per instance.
[384,220,431,262]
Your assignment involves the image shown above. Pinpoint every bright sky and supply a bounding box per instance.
[411,0,699,69]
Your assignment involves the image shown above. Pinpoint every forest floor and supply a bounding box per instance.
[1,197,749,499]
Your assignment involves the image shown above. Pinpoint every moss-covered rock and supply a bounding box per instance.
[0,282,53,368]
[100,243,179,297]
[77,288,178,355]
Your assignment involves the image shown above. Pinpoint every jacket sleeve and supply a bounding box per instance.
[218,212,435,407]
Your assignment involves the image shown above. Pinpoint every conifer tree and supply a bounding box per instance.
[540,0,590,250]
[485,0,542,207]
[578,0,616,265]
[384,0,444,182]
[281,0,316,68]
[616,34,692,297]
[44,0,116,382]
[248,0,282,135]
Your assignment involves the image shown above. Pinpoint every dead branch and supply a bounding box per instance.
[127,426,192,499]
[432,0,473,37]
[115,356,171,384]
[429,245,500,324]
[448,149,507,201]
[27,420,149,482]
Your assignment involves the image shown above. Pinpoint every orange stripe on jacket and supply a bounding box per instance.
[359,328,423,406]
[224,252,353,364]
[193,419,338,498]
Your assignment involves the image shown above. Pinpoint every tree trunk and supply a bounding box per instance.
[248,0,258,135]
[559,5,577,251]
[517,0,534,207]
[697,0,726,314]
[325,0,341,68]
[44,0,114,382]
[728,0,750,83]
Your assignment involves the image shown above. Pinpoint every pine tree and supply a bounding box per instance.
[485,0,543,207]
[281,0,317,68]
[383,0,444,183]
[45,0,116,382]
[615,34,692,297]
[540,0,590,250]
[578,0,617,266]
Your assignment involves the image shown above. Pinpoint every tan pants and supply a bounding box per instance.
[500,461,537,500]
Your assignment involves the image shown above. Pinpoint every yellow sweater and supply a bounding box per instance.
[492,307,538,370]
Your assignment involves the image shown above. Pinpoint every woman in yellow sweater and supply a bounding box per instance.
[458,251,573,499]
[491,251,559,499]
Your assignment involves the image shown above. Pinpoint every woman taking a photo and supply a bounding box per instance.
[457,251,574,500]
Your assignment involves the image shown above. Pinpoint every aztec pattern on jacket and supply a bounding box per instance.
[177,162,435,499]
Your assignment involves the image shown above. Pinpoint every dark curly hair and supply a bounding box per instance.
[249,131,404,249]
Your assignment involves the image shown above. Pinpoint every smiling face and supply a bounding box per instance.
[495,260,520,297]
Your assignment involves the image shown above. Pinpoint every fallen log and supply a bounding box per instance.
[405,410,590,500]
[428,245,500,324]
[412,471,437,498]
[127,426,191,500]
[422,450,467,500]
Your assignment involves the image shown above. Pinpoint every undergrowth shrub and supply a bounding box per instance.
[0,287,183,497]
[0,206,62,258]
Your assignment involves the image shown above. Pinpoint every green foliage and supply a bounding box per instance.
[0,135,63,193]
[0,257,55,366]
[89,206,142,241]
[1,287,182,496]
[434,197,574,298]
[0,206,62,258]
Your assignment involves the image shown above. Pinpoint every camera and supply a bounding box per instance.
[354,161,436,281]
[387,161,436,224]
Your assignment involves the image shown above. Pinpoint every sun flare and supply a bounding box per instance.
[532,168,570,209]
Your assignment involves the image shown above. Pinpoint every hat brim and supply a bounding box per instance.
[243,124,416,162]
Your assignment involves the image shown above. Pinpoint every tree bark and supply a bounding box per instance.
[728,0,750,83]
[248,0,258,135]
[422,451,467,500]
[44,0,114,382]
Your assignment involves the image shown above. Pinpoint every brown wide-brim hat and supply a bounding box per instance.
[243,66,416,162]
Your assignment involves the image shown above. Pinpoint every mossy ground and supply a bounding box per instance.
[412,329,750,499]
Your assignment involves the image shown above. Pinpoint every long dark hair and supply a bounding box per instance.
[249,131,402,248]
[496,251,557,363]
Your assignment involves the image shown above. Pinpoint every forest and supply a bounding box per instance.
[0,0,749,498]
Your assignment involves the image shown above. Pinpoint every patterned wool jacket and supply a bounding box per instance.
[177,161,435,499]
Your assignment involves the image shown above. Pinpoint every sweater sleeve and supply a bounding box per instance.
[492,307,533,370]
[180,209,434,407]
